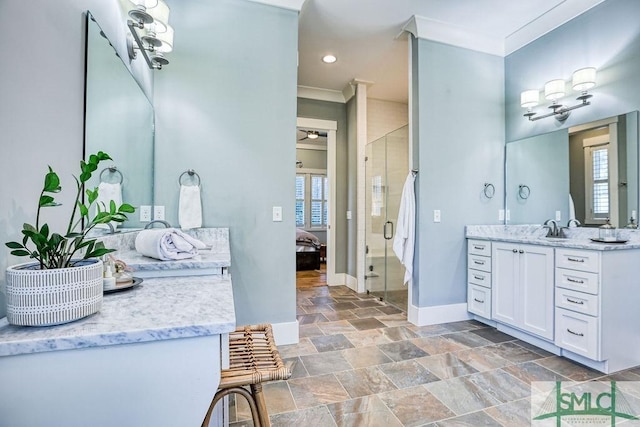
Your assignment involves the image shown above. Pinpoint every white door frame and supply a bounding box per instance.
[296,117,339,285]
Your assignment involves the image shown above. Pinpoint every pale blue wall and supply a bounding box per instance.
[413,39,505,307]
[506,0,640,142]
[153,0,298,327]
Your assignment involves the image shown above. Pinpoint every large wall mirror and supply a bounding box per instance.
[84,12,154,230]
[506,111,639,227]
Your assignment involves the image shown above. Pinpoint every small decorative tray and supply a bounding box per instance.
[104,277,143,294]
[590,238,629,244]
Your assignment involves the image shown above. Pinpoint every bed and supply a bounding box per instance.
[296,228,321,271]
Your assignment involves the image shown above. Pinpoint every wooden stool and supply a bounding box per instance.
[201,324,291,427]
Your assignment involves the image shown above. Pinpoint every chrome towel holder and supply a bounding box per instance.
[99,166,123,184]
[179,169,201,187]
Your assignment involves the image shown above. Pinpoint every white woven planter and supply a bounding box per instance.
[5,259,103,326]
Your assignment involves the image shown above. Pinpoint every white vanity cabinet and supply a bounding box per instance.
[491,242,554,340]
[554,248,640,372]
[467,240,492,318]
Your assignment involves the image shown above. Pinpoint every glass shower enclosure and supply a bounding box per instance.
[365,125,409,310]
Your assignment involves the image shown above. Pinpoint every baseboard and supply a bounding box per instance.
[329,273,358,291]
[407,302,471,326]
[271,320,299,346]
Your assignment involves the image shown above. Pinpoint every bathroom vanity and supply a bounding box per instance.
[0,228,234,427]
[467,225,640,374]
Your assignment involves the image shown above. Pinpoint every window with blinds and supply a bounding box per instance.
[296,173,327,229]
[585,144,610,222]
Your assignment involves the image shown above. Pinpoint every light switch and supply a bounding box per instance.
[499,209,505,221]
[273,206,283,222]
[506,210,511,221]
[433,210,441,223]
[346,210,352,220]
[556,210,562,221]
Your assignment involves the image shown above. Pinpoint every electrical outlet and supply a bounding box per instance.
[154,205,165,221]
[506,210,511,221]
[499,209,505,221]
[556,210,562,221]
[433,209,441,223]
[346,210,352,220]
[140,205,151,222]
[273,206,283,222]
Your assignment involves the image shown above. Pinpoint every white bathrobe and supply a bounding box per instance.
[393,172,416,286]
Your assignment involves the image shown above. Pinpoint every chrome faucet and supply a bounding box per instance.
[567,219,581,227]
[543,219,559,237]
[144,220,172,229]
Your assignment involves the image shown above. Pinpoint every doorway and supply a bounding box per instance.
[295,117,338,286]
[364,125,408,310]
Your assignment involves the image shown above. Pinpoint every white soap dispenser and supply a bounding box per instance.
[103,264,116,291]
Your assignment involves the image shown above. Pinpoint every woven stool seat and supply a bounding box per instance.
[201,324,291,427]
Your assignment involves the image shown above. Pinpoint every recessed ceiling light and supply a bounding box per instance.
[322,54,337,64]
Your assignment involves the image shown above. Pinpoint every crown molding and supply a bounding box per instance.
[297,85,346,103]
[243,0,306,12]
[403,15,504,56]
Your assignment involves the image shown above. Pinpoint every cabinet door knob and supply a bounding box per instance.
[512,249,518,253]
[519,250,524,254]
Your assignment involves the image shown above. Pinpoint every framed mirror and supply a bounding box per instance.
[505,111,639,227]
[83,12,154,230]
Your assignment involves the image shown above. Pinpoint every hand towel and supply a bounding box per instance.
[95,182,123,230]
[392,172,416,286]
[179,185,202,230]
[135,228,207,261]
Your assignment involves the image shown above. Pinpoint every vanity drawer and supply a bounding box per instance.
[468,240,491,257]
[468,254,491,273]
[555,249,600,273]
[555,268,599,295]
[468,284,491,319]
[555,287,599,317]
[468,270,491,288]
[555,308,600,360]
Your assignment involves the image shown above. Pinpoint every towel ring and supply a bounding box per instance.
[99,166,123,184]
[518,184,531,200]
[179,169,201,187]
[483,183,495,199]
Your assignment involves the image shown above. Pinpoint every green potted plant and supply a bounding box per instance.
[4,151,135,326]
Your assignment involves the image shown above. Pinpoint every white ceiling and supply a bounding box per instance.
[296,0,604,103]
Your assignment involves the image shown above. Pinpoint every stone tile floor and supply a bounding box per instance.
[229,285,640,426]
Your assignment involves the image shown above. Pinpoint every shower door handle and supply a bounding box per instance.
[383,221,394,240]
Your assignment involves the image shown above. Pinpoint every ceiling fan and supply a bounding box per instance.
[297,129,328,141]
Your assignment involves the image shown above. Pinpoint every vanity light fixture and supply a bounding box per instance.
[521,67,596,122]
[127,0,174,70]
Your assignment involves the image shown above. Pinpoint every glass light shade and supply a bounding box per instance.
[129,0,158,9]
[544,79,566,101]
[155,25,174,53]
[520,90,539,108]
[147,0,170,33]
[572,67,597,92]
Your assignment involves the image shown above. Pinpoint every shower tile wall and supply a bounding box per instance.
[367,99,408,144]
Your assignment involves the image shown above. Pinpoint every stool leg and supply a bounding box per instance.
[202,387,262,427]
[251,383,271,427]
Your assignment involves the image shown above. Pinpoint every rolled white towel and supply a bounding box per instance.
[135,228,207,261]
[179,185,202,230]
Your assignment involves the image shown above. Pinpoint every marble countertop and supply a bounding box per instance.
[0,275,236,357]
[466,225,640,251]
[100,227,231,271]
